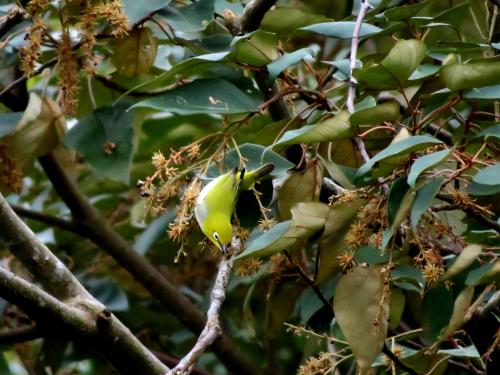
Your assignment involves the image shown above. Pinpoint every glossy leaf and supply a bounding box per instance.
[411,177,444,229]
[122,0,169,23]
[334,266,389,371]
[438,345,480,358]
[160,0,214,32]
[466,262,500,286]
[388,177,415,231]
[131,79,261,115]
[300,21,382,38]
[473,124,500,140]
[382,39,427,84]
[356,135,442,177]
[472,163,500,186]
[464,84,500,99]
[444,245,482,280]
[389,288,405,329]
[407,149,451,188]
[278,161,322,220]
[111,27,158,77]
[236,221,293,259]
[441,63,500,91]
[212,143,294,180]
[439,287,474,341]
[273,111,351,147]
[349,101,400,126]
[382,1,428,21]
[268,47,316,80]
[64,103,134,183]
[231,30,278,67]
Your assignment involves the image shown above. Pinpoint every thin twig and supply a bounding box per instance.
[11,205,85,236]
[168,254,235,374]
[382,344,419,375]
[283,250,333,316]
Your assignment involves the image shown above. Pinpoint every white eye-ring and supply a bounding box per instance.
[213,232,220,241]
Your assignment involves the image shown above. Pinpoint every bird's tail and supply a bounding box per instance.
[241,163,274,190]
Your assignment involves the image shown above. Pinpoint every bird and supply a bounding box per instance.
[194,163,274,253]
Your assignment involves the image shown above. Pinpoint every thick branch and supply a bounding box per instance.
[38,152,260,375]
[0,266,169,375]
[0,193,90,301]
[0,5,25,40]
[168,255,234,374]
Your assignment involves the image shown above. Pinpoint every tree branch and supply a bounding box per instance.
[382,344,419,375]
[11,205,85,236]
[0,193,90,301]
[38,152,260,375]
[0,5,25,40]
[168,255,235,374]
[0,193,169,374]
[0,324,40,345]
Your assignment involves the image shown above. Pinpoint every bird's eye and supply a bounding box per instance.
[213,232,219,241]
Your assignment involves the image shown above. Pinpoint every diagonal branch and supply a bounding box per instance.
[11,205,85,236]
[168,255,235,374]
[0,193,90,301]
[38,152,260,375]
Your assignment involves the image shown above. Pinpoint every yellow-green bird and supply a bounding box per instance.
[195,163,274,252]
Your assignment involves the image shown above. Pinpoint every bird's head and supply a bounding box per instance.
[204,214,232,253]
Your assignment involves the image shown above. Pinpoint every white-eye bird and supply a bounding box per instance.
[195,163,274,252]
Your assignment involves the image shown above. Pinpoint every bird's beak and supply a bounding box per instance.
[219,243,228,254]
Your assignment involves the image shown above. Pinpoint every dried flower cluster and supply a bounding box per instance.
[57,29,80,113]
[0,144,23,192]
[414,243,445,285]
[234,258,262,277]
[451,188,494,217]
[297,352,334,375]
[19,16,45,76]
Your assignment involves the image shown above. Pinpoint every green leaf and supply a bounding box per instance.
[473,124,500,140]
[236,221,292,259]
[422,284,454,341]
[111,27,158,77]
[273,111,352,147]
[231,30,278,67]
[438,345,480,358]
[473,163,500,186]
[389,288,405,329]
[64,103,134,183]
[237,202,331,259]
[354,39,427,90]
[349,101,400,126]
[0,112,22,138]
[388,177,415,231]
[408,149,451,188]
[334,266,389,371]
[122,0,169,23]
[408,64,440,80]
[131,79,261,115]
[323,58,361,81]
[355,245,390,265]
[467,181,500,196]
[356,135,443,177]
[117,52,230,96]
[159,0,214,32]
[411,177,444,230]
[278,161,322,220]
[212,143,294,180]
[464,84,500,100]
[444,245,482,280]
[300,21,382,38]
[261,7,331,34]
[466,262,500,286]
[392,265,425,290]
[439,287,474,341]
[267,47,316,81]
[381,1,429,21]
[441,63,500,91]
[382,39,427,84]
